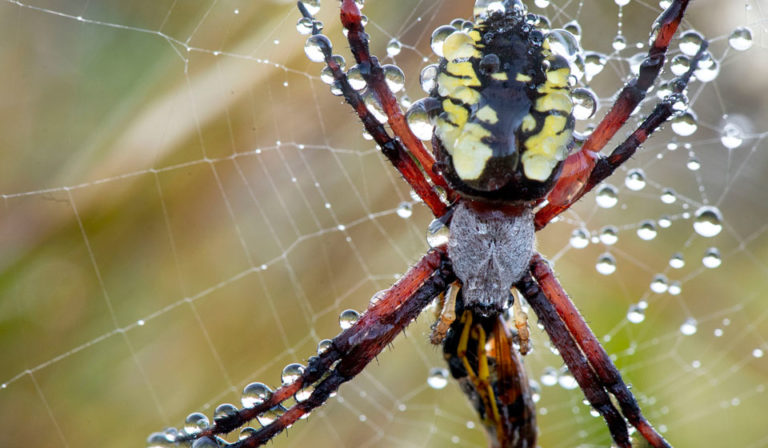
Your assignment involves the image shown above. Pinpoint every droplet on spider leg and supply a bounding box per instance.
[406,97,440,140]
[281,363,306,385]
[679,30,706,56]
[317,339,333,354]
[426,218,450,248]
[427,367,449,389]
[382,64,405,92]
[304,34,332,63]
[693,206,723,237]
[419,64,438,94]
[242,382,273,408]
[191,437,220,448]
[299,0,321,16]
[296,17,314,35]
[257,406,286,427]
[295,385,315,403]
[239,427,258,440]
[339,309,361,329]
[146,432,174,448]
[571,88,597,120]
[430,25,457,57]
[183,412,210,436]
[213,403,238,422]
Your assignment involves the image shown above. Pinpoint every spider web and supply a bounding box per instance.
[1,0,767,447]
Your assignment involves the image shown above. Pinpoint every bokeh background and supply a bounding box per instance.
[1,0,768,447]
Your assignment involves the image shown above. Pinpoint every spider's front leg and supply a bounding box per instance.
[518,255,671,448]
[535,0,706,229]
[179,248,454,447]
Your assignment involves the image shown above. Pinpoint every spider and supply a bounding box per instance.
[168,0,707,446]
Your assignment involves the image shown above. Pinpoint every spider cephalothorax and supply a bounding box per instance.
[429,5,574,202]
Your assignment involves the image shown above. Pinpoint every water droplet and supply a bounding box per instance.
[680,318,698,336]
[686,157,701,171]
[702,247,722,268]
[612,35,627,51]
[669,253,685,269]
[213,403,238,422]
[406,97,440,140]
[382,64,405,92]
[572,88,597,120]
[720,121,744,149]
[595,184,618,208]
[191,437,219,448]
[599,226,619,245]
[671,111,698,136]
[147,432,174,448]
[299,0,321,15]
[184,413,210,435]
[660,188,677,204]
[693,206,723,237]
[362,90,388,123]
[426,218,450,248]
[386,38,403,57]
[753,348,764,358]
[256,406,285,427]
[541,367,558,386]
[627,304,645,323]
[546,29,580,61]
[596,253,617,275]
[317,339,333,354]
[679,30,705,56]
[295,385,314,402]
[583,52,606,81]
[242,382,272,408]
[729,27,753,51]
[625,168,646,191]
[296,17,314,35]
[304,34,331,63]
[668,281,681,295]
[339,309,360,329]
[670,54,690,76]
[431,25,457,57]
[347,65,366,90]
[694,52,719,82]
[420,64,439,93]
[281,363,305,385]
[650,274,669,293]
[396,202,413,218]
[239,427,258,440]
[427,367,449,389]
[569,228,590,249]
[534,0,550,7]
[637,220,658,240]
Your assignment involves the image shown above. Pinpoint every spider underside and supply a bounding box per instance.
[168,1,709,447]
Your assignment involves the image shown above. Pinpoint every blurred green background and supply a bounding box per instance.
[1,0,768,447]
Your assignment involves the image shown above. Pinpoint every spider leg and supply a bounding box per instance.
[525,254,671,448]
[298,2,449,217]
[178,248,453,446]
[338,0,452,196]
[515,273,634,447]
[535,0,700,229]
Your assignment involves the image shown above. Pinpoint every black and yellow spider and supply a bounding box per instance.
[172,0,706,446]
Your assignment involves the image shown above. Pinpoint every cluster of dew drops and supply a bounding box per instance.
[148,3,757,445]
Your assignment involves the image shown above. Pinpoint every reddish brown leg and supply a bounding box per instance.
[535,0,695,229]
[339,0,452,196]
[179,248,453,446]
[528,254,671,448]
[298,2,449,217]
[515,274,633,448]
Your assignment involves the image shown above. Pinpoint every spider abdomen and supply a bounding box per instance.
[448,201,535,317]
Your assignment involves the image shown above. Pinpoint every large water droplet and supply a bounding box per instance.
[729,27,753,51]
[431,25,457,57]
[702,247,722,268]
[339,309,361,329]
[595,184,618,208]
[679,30,705,56]
[637,221,658,241]
[572,88,597,120]
[596,253,617,275]
[242,382,272,408]
[426,218,450,248]
[386,38,403,57]
[184,413,210,436]
[625,168,646,191]
[569,228,590,249]
[693,206,723,237]
[281,363,306,385]
[599,226,619,245]
[304,34,331,63]
[213,403,238,422]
